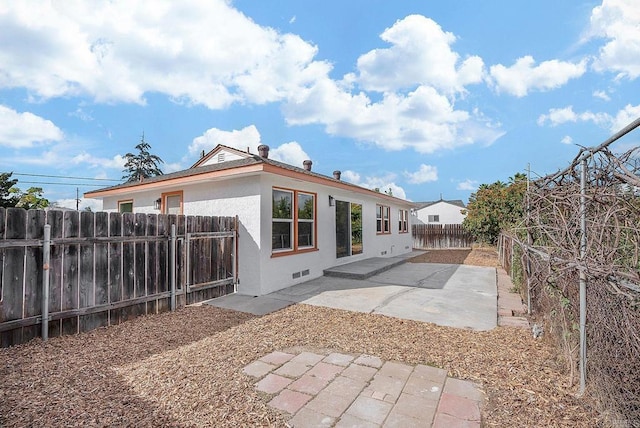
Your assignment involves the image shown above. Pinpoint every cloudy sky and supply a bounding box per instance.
[0,0,638,209]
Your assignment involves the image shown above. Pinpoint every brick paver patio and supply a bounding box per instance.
[243,350,484,427]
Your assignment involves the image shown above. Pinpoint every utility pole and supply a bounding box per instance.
[76,187,80,210]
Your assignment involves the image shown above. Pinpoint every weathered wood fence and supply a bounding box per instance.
[412,224,473,249]
[0,208,237,347]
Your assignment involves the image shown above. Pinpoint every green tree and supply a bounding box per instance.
[122,134,164,182]
[16,187,49,210]
[0,172,19,208]
[462,173,527,244]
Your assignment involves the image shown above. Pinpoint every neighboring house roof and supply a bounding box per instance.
[415,199,466,210]
[85,146,415,206]
[190,144,252,168]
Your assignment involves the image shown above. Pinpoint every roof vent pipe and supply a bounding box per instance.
[303,160,312,171]
[333,170,341,180]
[258,144,269,158]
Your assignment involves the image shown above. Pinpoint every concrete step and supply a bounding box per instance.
[323,257,408,279]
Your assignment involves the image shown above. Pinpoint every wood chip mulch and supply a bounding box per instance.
[0,249,599,427]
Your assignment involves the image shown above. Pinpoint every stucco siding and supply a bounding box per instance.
[258,174,413,295]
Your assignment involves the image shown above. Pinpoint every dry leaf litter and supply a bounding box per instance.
[0,249,599,427]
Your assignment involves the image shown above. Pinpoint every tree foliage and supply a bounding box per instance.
[15,187,49,210]
[0,172,19,208]
[462,173,527,244]
[122,135,164,182]
[0,172,49,209]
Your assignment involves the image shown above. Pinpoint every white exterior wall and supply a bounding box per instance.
[183,177,262,296]
[416,201,466,225]
[257,174,413,295]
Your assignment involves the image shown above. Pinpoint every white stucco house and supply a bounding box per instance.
[414,199,466,225]
[86,144,415,296]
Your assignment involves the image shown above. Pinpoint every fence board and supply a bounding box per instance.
[1,209,26,346]
[93,211,109,329]
[146,214,158,314]
[23,210,45,342]
[62,211,79,335]
[47,210,63,338]
[156,214,169,313]
[108,212,122,325]
[132,213,147,318]
[79,211,96,333]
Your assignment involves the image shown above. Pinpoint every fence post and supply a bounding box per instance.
[233,216,238,294]
[42,224,51,341]
[579,157,588,394]
[170,224,176,312]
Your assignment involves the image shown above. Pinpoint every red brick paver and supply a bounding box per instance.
[255,373,292,394]
[269,389,312,414]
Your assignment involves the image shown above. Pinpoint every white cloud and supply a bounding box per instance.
[561,136,573,145]
[341,170,407,199]
[610,104,640,133]
[0,1,328,108]
[593,90,611,101]
[281,15,503,154]
[457,179,478,191]
[589,0,640,79]
[355,15,484,93]
[537,106,611,127]
[189,125,261,155]
[284,77,502,153]
[269,142,310,167]
[0,105,63,148]
[68,107,93,121]
[54,198,103,211]
[71,153,126,169]
[489,56,587,97]
[404,164,438,184]
[0,4,503,156]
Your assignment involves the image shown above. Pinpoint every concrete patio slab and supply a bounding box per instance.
[206,258,497,331]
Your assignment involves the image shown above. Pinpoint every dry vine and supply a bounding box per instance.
[504,119,640,426]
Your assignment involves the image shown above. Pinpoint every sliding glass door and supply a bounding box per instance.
[336,201,363,258]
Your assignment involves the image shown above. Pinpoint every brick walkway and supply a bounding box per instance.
[497,268,530,328]
[243,350,484,427]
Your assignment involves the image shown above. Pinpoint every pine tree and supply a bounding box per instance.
[122,134,164,182]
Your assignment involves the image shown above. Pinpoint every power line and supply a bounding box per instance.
[16,180,115,188]
[12,172,122,182]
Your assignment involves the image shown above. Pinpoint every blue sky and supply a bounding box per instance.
[0,0,638,210]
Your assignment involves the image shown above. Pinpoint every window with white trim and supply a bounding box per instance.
[399,209,408,233]
[428,215,440,223]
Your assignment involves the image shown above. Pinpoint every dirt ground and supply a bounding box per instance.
[409,247,499,267]
[0,249,599,427]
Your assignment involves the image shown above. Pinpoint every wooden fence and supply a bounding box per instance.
[412,223,473,249]
[0,208,237,347]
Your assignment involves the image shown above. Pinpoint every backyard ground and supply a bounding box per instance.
[0,248,598,427]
